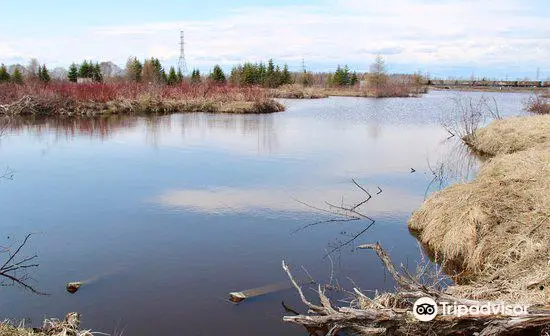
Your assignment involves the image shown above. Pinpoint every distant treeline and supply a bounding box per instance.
[0,55,417,89]
[428,79,550,88]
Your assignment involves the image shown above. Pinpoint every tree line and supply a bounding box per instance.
[0,55,394,88]
[0,62,50,84]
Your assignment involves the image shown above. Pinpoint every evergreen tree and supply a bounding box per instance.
[265,59,275,87]
[209,65,226,83]
[274,65,282,87]
[151,58,165,83]
[167,66,178,85]
[228,59,293,88]
[39,65,50,82]
[68,63,78,82]
[125,57,142,82]
[0,64,10,82]
[92,63,102,82]
[350,72,359,86]
[176,68,183,83]
[281,64,292,85]
[79,60,92,78]
[330,65,352,86]
[12,68,23,84]
[190,69,201,84]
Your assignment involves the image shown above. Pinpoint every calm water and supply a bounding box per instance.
[0,91,529,335]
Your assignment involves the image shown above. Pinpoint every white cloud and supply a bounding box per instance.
[1,0,548,75]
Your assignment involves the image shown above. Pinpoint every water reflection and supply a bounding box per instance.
[154,184,424,215]
[4,115,140,141]
[0,91,531,336]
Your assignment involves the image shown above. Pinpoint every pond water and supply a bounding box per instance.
[0,90,530,335]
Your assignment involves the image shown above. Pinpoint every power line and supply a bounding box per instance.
[178,30,188,75]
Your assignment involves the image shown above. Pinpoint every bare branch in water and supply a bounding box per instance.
[293,179,378,257]
[0,233,47,295]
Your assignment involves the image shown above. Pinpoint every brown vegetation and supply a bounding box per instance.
[0,82,284,116]
[270,80,425,99]
[0,313,94,336]
[526,95,550,114]
[410,115,550,304]
[284,115,550,335]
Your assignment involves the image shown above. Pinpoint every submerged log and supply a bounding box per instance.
[282,243,550,335]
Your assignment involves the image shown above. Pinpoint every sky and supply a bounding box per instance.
[1,0,549,79]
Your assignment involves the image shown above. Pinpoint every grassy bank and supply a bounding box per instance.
[409,115,550,304]
[270,82,425,99]
[0,83,285,116]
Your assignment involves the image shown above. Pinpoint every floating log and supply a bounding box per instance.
[229,280,311,303]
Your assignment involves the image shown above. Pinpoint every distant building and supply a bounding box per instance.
[77,78,93,84]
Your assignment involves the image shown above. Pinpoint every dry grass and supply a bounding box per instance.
[463,115,550,155]
[0,313,94,336]
[526,95,550,114]
[269,81,423,99]
[409,115,550,304]
[269,85,329,99]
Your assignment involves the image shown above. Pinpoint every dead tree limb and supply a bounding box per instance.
[294,179,379,258]
[0,96,39,115]
[282,242,550,335]
[0,233,47,295]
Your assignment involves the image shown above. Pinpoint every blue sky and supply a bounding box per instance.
[1,0,549,79]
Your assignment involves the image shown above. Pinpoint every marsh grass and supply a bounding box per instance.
[270,79,423,99]
[0,82,284,115]
[409,115,550,304]
[526,95,550,114]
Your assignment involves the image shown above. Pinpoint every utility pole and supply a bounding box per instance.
[301,58,306,73]
[178,30,188,76]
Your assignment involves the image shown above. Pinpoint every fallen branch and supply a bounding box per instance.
[282,242,550,335]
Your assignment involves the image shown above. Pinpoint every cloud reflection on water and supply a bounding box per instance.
[154,184,424,215]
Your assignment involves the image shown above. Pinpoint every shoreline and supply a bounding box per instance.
[0,95,285,117]
[430,85,548,93]
[409,114,550,304]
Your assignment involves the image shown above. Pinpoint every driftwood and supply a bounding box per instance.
[0,96,39,115]
[282,243,550,335]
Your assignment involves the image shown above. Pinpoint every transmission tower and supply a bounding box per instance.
[178,30,188,75]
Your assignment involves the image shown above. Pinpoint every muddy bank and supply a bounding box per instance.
[409,115,550,304]
[0,95,285,117]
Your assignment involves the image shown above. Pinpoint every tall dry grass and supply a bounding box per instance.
[525,95,550,114]
[409,115,550,304]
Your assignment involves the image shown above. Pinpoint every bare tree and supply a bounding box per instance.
[26,58,40,80]
[368,55,388,89]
